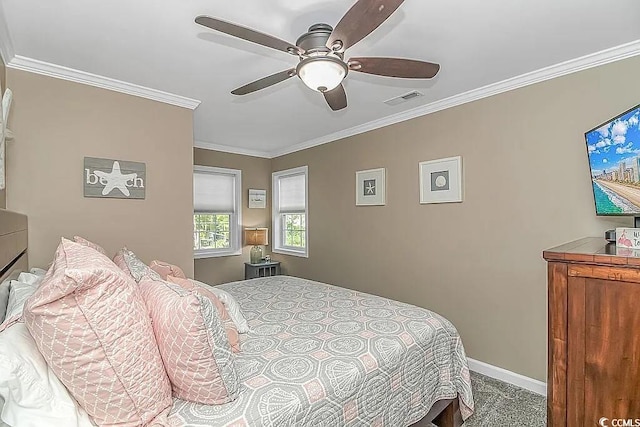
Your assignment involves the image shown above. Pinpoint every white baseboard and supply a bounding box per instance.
[467,358,547,396]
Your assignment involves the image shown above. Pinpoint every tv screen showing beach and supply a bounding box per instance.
[586,104,640,215]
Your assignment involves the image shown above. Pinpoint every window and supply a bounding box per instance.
[193,166,242,258]
[272,166,308,257]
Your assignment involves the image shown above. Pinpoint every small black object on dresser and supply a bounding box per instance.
[604,229,616,243]
[245,261,281,280]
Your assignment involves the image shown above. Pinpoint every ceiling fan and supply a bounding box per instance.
[195,0,440,111]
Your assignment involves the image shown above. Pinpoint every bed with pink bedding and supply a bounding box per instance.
[0,210,473,427]
[168,276,474,426]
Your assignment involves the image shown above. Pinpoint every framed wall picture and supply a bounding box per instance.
[84,157,146,199]
[248,189,267,208]
[356,168,385,206]
[419,156,463,204]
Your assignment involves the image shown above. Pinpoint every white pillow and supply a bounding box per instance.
[0,279,12,324]
[4,273,43,322]
[194,280,250,333]
[0,323,94,427]
[29,268,47,277]
[16,271,44,286]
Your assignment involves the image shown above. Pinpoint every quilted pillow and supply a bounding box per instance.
[113,248,161,283]
[73,235,107,256]
[166,275,240,353]
[138,275,240,404]
[193,280,250,334]
[23,239,172,426]
[149,260,187,280]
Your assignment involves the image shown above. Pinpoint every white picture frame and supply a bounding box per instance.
[419,156,463,204]
[356,168,385,206]
[248,189,267,208]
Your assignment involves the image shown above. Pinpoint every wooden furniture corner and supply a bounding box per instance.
[544,237,640,426]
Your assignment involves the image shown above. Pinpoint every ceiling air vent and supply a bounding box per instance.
[384,91,424,106]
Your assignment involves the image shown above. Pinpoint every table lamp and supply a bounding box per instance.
[245,228,268,264]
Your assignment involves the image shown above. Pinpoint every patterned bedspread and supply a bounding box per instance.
[169,276,474,426]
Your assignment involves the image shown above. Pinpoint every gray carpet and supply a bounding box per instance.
[462,372,546,426]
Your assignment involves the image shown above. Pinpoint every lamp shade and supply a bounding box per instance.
[245,228,268,246]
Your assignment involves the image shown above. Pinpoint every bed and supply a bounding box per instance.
[168,276,473,426]
[0,209,473,427]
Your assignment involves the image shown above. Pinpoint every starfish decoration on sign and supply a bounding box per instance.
[365,182,376,195]
[94,161,137,197]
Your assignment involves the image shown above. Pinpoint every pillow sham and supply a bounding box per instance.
[4,282,37,321]
[24,238,172,426]
[138,275,240,405]
[113,247,161,283]
[149,260,187,280]
[195,280,250,333]
[0,274,16,323]
[3,270,45,321]
[73,235,107,256]
[166,275,240,353]
[0,323,93,427]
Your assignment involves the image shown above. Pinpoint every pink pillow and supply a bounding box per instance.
[138,275,240,404]
[167,275,240,353]
[23,239,172,426]
[149,260,187,280]
[73,235,107,256]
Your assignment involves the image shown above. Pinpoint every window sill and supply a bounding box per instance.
[194,249,242,259]
[272,247,308,258]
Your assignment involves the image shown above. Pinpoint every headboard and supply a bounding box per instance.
[0,209,27,283]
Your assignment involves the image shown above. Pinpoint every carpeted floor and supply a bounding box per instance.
[461,372,546,426]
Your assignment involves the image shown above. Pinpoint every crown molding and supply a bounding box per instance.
[194,140,272,159]
[7,55,201,110]
[0,3,15,65]
[269,39,640,158]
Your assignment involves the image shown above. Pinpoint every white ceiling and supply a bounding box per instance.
[2,0,640,157]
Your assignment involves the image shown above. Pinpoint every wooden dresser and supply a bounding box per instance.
[544,238,640,426]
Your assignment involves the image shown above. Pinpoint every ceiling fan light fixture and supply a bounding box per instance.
[296,56,348,93]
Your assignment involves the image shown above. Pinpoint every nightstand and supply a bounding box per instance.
[244,261,281,280]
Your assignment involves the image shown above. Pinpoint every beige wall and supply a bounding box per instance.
[6,69,195,276]
[194,148,271,284]
[0,54,6,209]
[271,57,640,381]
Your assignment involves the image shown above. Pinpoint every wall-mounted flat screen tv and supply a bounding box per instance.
[585,103,640,216]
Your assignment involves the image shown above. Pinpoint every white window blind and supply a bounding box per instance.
[278,173,306,213]
[193,166,242,258]
[194,172,236,213]
[272,166,308,258]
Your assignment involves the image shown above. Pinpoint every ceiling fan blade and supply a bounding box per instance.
[323,84,347,111]
[195,16,302,56]
[231,69,296,95]
[348,57,440,78]
[327,0,404,51]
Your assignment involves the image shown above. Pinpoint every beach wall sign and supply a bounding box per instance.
[84,157,146,199]
[616,227,640,249]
